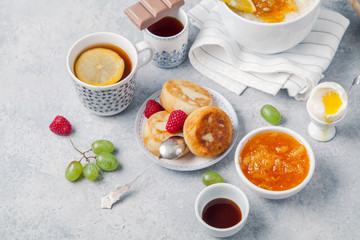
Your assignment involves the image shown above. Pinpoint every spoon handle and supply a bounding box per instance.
[349,75,360,93]
[101,162,156,209]
[128,162,157,186]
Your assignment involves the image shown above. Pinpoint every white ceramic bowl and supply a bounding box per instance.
[195,183,249,238]
[234,126,315,199]
[217,0,321,54]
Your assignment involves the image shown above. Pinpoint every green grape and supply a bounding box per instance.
[202,171,224,186]
[92,140,114,155]
[83,163,99,181]
[65,161,83,182]
[96,152,118,171]
[261,104,281,125]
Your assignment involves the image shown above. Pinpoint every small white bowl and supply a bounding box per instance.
[234,127,315,199]
[217,0,321,54]
[194,183,249,238]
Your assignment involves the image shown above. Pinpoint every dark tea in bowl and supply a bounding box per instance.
[202,198,242,229]
[195,183,249,238]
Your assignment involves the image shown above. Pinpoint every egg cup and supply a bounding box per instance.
[306,115,345,142]
[306,82,348,142]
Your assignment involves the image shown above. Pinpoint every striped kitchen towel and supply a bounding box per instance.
[187,0,350,100]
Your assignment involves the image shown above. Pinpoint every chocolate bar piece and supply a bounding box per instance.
[125,0,185,30]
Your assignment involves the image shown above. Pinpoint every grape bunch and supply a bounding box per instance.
[65,138,118,182]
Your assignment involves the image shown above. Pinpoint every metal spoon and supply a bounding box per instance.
[101,136,187,209]
[158,136,187,160]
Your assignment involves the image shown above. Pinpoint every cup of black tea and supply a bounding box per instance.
[67,32,153,116]
[144,9,189,68]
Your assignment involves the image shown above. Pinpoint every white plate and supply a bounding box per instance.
[135,88,239,171]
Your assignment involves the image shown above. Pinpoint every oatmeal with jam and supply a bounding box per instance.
[231,0,318,23]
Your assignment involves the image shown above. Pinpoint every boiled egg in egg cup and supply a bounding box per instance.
[306,82,348,142]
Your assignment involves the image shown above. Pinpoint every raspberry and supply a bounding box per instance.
[144,100,164,118]
[166,110,187,133]
[49,115,72,135]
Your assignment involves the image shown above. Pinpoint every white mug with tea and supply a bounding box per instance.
[144,9,189,69]
[67,32,153,116]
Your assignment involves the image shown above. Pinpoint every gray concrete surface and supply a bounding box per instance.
[1,0,359,239]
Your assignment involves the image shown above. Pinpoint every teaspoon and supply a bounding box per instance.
[158,136,187,160]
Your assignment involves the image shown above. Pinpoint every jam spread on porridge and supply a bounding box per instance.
[253,0,297,23]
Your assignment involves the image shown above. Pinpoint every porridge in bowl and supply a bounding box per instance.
[218,0,321,53]
[225,0,319,23]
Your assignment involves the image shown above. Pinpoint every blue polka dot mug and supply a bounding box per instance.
[67,32,153,116]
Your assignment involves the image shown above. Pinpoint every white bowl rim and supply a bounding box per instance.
[219,0,321,26]
[234,126,315,196]
[194,183,250,232]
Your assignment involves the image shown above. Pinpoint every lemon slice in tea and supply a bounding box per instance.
[221,0,256,13]
[75,48,125,86]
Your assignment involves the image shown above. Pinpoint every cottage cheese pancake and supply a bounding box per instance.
[143,111,189,157]
[160,79,213,115]
[183,106,232,157]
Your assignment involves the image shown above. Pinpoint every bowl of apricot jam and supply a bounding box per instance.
[234,126,315,199]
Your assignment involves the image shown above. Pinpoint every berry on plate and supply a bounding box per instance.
[49,115,72,135]
[166,110,187,133]
[144,100,164,118]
